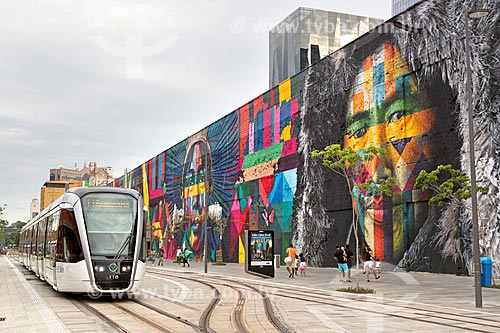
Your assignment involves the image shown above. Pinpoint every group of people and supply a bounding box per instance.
[285,244,308,278]
[149,247,165,266]
[251,239,272,260]
[148,246,193,267]
[334,244,380,282]
[150,242,380,282]
[176,247,193,267]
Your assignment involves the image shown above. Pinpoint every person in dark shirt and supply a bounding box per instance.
[334,244,348,282]
[363,245,380,282]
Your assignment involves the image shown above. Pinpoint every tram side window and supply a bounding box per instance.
[22,232,28,256]
[56,210,83,263]
[46,212,59,260]
[37,219,47,259]
[30,226,37,255]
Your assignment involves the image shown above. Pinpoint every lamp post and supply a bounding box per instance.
[465,8,490,309]
[204,202,222,273]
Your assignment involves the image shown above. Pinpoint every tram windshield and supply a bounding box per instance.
[82,193,137,257]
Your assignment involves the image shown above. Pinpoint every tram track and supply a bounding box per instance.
[151,268,498,333]
[148,269,290,333]
[79,295,204,333]
[210,273,499,333]
[147,270,237,333]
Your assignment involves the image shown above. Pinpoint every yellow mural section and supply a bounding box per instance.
[238,236,245,264]
[279,78,291,103]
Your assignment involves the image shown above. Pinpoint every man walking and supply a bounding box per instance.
[285,244,296,278]
[334,244,348,282]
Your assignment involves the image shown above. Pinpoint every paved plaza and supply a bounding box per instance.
[1,254,499,332]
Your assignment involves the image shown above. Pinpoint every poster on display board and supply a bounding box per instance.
[244,230,274,278]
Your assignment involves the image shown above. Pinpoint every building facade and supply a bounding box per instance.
[391,0,422,15]
[269,8,383,88]
[89,162,113,186]
[40,180,84,211]
[29,199,39,219]
[49,163,112,186]
[50,165,90,183]
[113,0,498,277]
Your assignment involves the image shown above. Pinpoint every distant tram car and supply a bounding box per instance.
[19,187,146,295]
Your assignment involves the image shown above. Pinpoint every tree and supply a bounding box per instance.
[0,203,7,227]
[11,221,27,229]
[0,204,7,249]
[311,144,395,290]
[414,165,490,265]
[414,164,489,208]
[211,216,230,263]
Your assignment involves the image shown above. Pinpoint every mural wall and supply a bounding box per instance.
[113,0,499,276]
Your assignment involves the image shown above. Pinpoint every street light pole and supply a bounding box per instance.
[204,208,208,274]
[465,8,490,309]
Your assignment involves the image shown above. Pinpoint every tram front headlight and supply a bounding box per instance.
[121,266,127,272]
[98,266,105,272]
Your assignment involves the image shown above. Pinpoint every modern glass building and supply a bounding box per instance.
[392,0,422,15]
[269,8,383,88]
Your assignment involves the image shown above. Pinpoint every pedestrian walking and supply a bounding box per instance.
[345,244,353,282]
[180,248,192,267]
[299,253,308,276]
[285,244,296,278]
[363,245,380,282]
[149,249,156,265]
[157,247,164,266]
[334,244,348,282]
[176,246,182,265]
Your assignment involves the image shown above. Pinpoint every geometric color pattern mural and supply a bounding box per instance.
[112,0,499,277]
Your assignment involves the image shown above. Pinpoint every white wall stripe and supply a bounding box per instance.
[4,256,66,333]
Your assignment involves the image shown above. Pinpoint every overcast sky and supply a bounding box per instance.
[0,0,392,223]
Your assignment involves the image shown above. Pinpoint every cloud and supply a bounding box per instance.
[0,0,391,222]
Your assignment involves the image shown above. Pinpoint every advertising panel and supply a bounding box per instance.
[245,230,274,278]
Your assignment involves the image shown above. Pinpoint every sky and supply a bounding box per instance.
[0,0,392,224]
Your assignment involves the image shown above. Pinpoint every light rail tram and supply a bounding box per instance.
[19,187,146,296]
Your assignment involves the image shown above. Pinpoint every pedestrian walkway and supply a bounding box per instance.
[2,254,500,332]
[0,255,111,332]
[152,259,500,315]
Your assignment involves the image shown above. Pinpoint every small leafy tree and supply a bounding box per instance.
[414,165,489,267]
[0,204,7,249]
[414,164,489,208]
[211,217,227,262]
[0,204,7,227]
[312,144,395,290]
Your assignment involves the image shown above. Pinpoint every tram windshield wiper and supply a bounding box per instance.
[114,232,134,260]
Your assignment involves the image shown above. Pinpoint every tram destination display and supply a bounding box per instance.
[245,230,274,278]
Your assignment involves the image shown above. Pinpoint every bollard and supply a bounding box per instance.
[480,257,492,287]
[274,254,281,268]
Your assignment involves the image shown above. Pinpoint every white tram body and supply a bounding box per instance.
[19,187,146,294]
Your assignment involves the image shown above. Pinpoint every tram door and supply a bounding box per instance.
[32,225,39,275]
[45,211,59,286]
[37,218,47,280]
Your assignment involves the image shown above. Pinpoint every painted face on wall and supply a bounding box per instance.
[343,41,437,262]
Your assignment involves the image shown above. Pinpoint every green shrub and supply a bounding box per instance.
[336,286,375,294]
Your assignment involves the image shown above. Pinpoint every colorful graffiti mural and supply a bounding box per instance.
[113,0,499,276]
